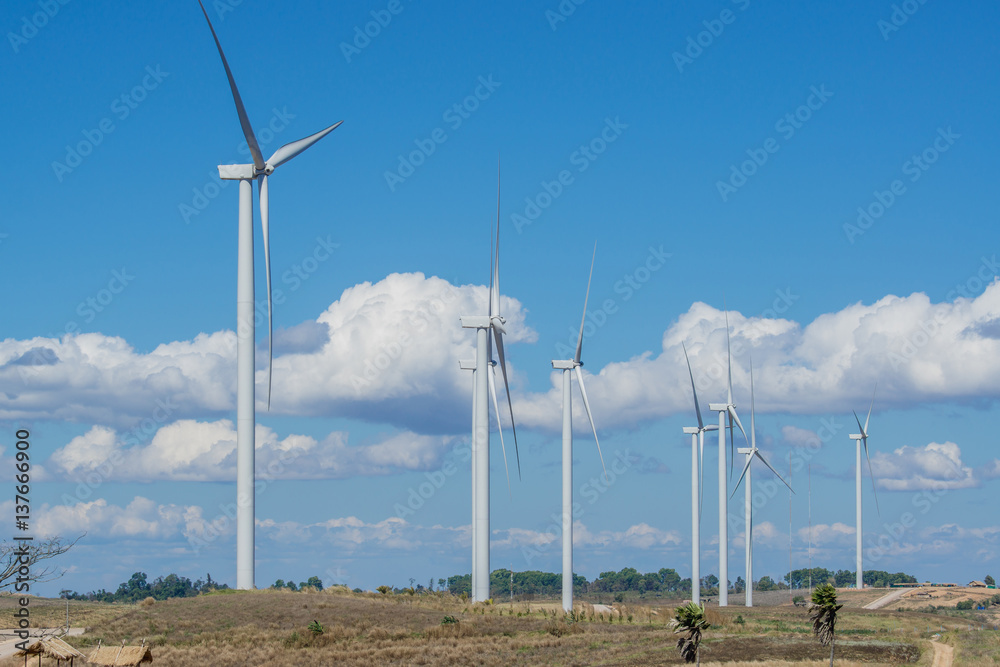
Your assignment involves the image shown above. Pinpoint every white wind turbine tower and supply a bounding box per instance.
[197,1,342,589]
[731,359,793,607]
[460,172,519,602]
[459,359,477,597]
[681,343,718,605]
[849,385,880,590]
[552,245,607,613]
[708,310,748,606]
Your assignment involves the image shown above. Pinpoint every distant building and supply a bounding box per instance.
[969,580,987,587]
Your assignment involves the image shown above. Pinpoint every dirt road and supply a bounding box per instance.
[864,587,909,610]
[930,636,953,667]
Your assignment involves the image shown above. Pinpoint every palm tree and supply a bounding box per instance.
[809,583,843,666]
[671,601,711,664]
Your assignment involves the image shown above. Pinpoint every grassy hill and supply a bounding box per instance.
[1,587,992,665]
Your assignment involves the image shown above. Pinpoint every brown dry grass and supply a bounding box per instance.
[0,589,933,666]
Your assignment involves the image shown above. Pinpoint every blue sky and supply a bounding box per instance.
[3,0,999,595]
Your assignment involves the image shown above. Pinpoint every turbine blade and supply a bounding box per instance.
[265,121,343,170]
[488,363,512,498]
[728,411,735,482]
[725,307,733,404]
[574,366,607,479]
[754,450,794,493]
[258,174,273,410]
[731,455,752,499]
[491,161,501,319]
[197,0,264,171]
[863,436,880,516]
[749,356,756,449]
[492,328,521,480]
[682,343,705,430]
[853,409,865,437]
[865,382,877,433]
[728,406,748,481]
[574,243,596,365]
[488,220,495,320]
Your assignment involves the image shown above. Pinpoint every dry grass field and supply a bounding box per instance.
[2,587,996,666]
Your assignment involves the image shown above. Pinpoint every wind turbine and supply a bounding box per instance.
[849,384,880,590]
[197,0,342,589]
[552,245,606,613]
[459,168,519,602]
[681,343,718,605]
[731,358,793,607]
[708,310,748,606]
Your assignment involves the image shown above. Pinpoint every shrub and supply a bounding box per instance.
[140,597,155,607]
[307,620,324,635]
[376,585,392,595]
[956,600,974,610]
[441,615,459,625]
[734,614,745,625]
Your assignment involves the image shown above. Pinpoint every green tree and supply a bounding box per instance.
[809,583,843,667]
[733,576,745,594]
[671,601,711,665]
[115,572,150,603]
[302,576,323,590]
[833,569,855,587]
[659,568,682,592]
[757,575,777,591]
[985,574,995,587]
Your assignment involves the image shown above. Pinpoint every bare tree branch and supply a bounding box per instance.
[0,534,84,590]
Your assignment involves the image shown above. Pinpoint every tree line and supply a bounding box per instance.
[444,566,918,598]
[60,572,229,603]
